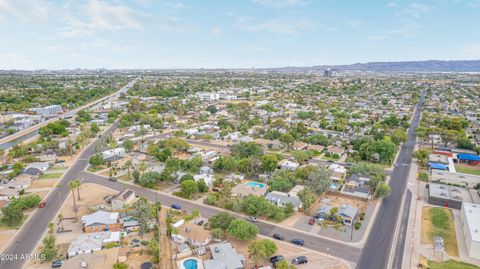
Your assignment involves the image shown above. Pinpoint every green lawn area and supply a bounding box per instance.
[38,173,64,179]
[420,256,480,269]
[455,165,480,176]
[422,207,458,256]
[87,165,106,172]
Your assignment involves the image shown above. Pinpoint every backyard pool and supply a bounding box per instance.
[330,183,338,190]
[246,181,267,188]
[183,259,198,269]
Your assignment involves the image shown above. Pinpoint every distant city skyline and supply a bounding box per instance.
[0,0,479,69]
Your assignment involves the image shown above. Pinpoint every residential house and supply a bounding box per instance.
[265,190,303,211]
[204,243,245,269]
[328,164,347,183]
[24,162,50,175]
[101,147,126,162]
[326,146,345,156]
[279,160,300,171]
[338,204,358,226]
[111,189,137,211]
[81,211,121,233]
[0,187,20,200]
[67,231,121,258]
[340,173,371,199]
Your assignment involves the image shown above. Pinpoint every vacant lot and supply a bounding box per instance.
[421,207,458,257]
[420,256,480,269]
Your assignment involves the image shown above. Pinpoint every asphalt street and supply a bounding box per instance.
[356,92,425,269]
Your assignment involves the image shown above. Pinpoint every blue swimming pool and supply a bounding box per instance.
[330,183,338,190]
[246,181,267,188]
[183,259,198,269]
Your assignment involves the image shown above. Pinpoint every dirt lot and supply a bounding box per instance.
[229,235,348,269]
[59,183,116,218]
[30,178,59,189]
[310,194,368,216]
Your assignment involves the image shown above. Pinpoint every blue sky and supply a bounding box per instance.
[0,0,479,69]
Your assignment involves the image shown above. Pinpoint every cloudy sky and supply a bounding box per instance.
[0,0,479,69]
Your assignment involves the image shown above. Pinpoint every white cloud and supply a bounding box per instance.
[0,53,29,66]
[251,0,309,8]
[459,44,480,58]
[211,26,222,35]
[236,17,317,34]
[0,0,50,22]
[388,21,420,37]
[243,45,270,52]
[345,20,361,28]
[86,0,144,31]
[397,3,433,18]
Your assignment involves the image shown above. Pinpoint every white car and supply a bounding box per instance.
[246,216,258,222]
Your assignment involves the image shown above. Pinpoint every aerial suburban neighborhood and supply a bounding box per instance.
[1,1,480,269]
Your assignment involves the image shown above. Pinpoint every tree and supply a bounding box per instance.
[138,161,148,176]
[261,154,279,173]
[374,182,391,198]
[209,212,235,230]
[68,180,78,214]
[391,128,407,145]
[231,142,263,158]
[227,219,259,240]
[41,235,57,261]
[276,260,297,269]
[197,179,209,192]
[206,105,218,114]
[211,228,225,240]
[123,139,134,152]
[132,197,154,234]
[290,150,311,164]
[76,110,92,122]
[89,153,104,167]
[72,179,82,201]
[307,134,329,146]
[138,172,159,188]
[279,133,294,150]
[90,122,100,134]
[180,179,198,198]
[48,222,54,233]
[298,187,316,214]
[305,167,331,195]
[1,203,23,226]
[124,160,133,180]
[248,239,277,265]
[113,262,129,269]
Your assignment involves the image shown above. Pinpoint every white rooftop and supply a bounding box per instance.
[463,203,480,242]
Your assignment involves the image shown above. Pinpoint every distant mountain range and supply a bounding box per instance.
[279,60,480,72]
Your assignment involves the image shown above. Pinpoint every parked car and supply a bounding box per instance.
[273,233,285,241]
[108,177,117,182]
[292,256,308,265]
[51,259,63,268]
[291,238,304,246]
[308,218,315,225]
[269,255,285,265]
[246,216,257,223]
[171,203,182,210]
[38,201,46,208]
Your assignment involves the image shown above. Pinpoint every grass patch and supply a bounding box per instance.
[49,166,67,171]
[87,165,106,172]
[421,207,458,256]
[420,256,480,269]
[455,165,480,176]
[38,173,64,179]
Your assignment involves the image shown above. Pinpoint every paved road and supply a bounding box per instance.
[356,92,425,269]
[391,190,413,269]
[80,172,362,264]
[0,78,138,151]
[0,122,119,269]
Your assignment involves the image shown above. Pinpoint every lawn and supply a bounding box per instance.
[421,207,458,257]
[455,165,480,176]
[420,256,480,269]
[38,173,64,179]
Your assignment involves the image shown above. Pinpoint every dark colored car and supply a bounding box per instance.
[108,177,117,182]
[38,201,46,208]
[308,218,315,225]
[273,233,285,241]
[171,203,182,210]
[51,259,63,268]
[291,238,305,246]
[269,255,285,265]
[292,256,308,265]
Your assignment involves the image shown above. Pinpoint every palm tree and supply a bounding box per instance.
[138,161,147,176]
[74,179,82,201]
[124,160,133,180]
[68,181,78,219]
[58,214,64,230]
[67,139,73,157]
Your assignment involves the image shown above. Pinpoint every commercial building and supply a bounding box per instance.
[460,203,480,260]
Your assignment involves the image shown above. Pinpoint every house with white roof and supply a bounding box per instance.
[204,243,245,269]
[67,231,121,258]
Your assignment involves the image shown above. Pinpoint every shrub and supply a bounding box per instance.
[354,222,362,230]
